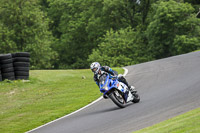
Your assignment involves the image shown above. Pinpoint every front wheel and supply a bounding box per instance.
[132,93,140,103]
[109,90,126,108]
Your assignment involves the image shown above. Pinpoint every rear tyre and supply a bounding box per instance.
[13,52,30,57]
[132,93,140,103]
[2,72,15,80]
[15,76,29,80]
[3,76,15,80]
[0,74,2,81]
[2,72,15,78]
[14,67,29,71]
[15,71,29,76]
[1,63,13,69]
[0,58,13,64]
[2,67,14,73]
[109,90,126,108]
[13,57,30,62]
[0,54,12,60]
[13,62,30,67]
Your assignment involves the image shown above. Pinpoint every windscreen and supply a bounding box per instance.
[99,74,108,88]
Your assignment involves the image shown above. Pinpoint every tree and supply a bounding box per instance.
[88,28,148,67]
[51,0,96,68]
[0,22,17,53]
[0,0,56,69]
[184,0,200,13]
[48,0,146,68]
[146,0,200,59]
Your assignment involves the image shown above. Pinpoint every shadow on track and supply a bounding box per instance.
[84,102,135,117]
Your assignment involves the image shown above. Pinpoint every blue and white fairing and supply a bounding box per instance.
[99,74,134,103]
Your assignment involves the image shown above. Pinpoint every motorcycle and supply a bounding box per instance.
[99,73,140,108]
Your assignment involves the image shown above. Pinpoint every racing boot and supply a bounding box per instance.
[118,75,137,93]
[128,85,137,94]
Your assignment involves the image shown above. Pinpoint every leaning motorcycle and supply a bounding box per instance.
[99,73,140,108]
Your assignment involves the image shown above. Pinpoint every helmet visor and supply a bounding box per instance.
[92,68,97,73]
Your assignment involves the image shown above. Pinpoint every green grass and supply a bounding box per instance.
[134,107,200,133]
[0,68,124,133]
[193,49,200,52]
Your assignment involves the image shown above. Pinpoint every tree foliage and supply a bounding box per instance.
[0,0,199,69]
[88,28,136,67]
[146,0,200,59]
[0,0,56,69]
[88,27,152,67]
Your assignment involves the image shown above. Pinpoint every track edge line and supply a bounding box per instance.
[26,67,128,133]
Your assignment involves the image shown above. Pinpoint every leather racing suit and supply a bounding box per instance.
[93,66,131,89]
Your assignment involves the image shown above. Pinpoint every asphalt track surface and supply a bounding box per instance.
[29,51,200,133]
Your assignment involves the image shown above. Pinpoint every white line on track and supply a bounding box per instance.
[26,67,128,133]
[122,67,128,77]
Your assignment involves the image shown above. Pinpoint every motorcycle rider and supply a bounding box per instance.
[90,62,137,98]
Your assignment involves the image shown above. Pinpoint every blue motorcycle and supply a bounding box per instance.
[99,73,140,108]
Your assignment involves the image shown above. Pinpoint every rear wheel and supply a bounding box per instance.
[132,93,140,103]
[109,90,126,108]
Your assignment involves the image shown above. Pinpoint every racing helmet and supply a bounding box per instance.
[90,62,100,74]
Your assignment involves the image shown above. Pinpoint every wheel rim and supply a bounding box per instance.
[114,90,124,104]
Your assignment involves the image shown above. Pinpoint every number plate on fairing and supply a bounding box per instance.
[117,82,128,93]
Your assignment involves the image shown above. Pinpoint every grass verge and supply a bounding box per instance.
[134,107,200,133]
[0,68,124,133]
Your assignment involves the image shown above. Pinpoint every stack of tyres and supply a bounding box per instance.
[0,54,15,80]
[0,65,2,81]
[13,52,30,80]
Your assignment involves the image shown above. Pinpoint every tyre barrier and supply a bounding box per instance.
[0,54,15,80]
[0,65,2,81]
[13,52,30,80]
[0,52,30,81]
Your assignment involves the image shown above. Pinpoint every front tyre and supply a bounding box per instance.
[109,90,126,108]
[132,93,140,103]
